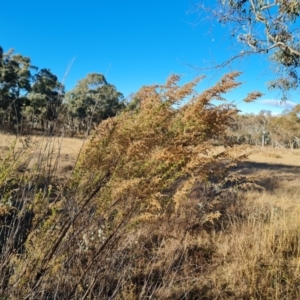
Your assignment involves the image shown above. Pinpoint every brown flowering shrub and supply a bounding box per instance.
[1,73,266,299]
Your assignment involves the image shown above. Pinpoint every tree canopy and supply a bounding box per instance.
[0,47,125,135]
[0,47,32,129]
[65,73,125,136]
[196,0,300,98]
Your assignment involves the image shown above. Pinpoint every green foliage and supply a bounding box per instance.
[0,47,66,133]
[65,73,125,135]
[0,47,32,128]
[25,68,64,132]
[0,46,125,135]
[197,0,300,97]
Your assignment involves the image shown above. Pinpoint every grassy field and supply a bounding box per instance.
[1,132,300,299]
[241,147,300,216]
[0,132,86,176]
[2,132,299,182]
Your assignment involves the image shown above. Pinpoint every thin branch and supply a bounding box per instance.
[185,49,258,71]
[260,1,277,11]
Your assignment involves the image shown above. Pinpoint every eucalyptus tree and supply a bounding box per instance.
[196,0,300,98]
[268,104,300,149]
[0,46,32,130]
[26,68,64,132]
[66,73,125,136]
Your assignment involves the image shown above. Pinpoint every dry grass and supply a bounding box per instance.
[0,132,84,159]
[212,147,300,299]
[0,132,85,176]
[248,147,300,166]
[1,74,300,298]
[1,140,300,299]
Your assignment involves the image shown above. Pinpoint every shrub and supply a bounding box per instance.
[1,73,262,299]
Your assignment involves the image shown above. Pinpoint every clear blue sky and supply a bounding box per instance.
[1,0,298,114]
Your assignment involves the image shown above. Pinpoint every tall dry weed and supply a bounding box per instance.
[1,73,265,299]
[78,72,254,221]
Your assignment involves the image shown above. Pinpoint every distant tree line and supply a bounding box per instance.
[2,45,299,146]
[229,105,300,149]
[0,46,125,136]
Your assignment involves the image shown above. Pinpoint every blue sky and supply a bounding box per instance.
[1,0,298,114]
